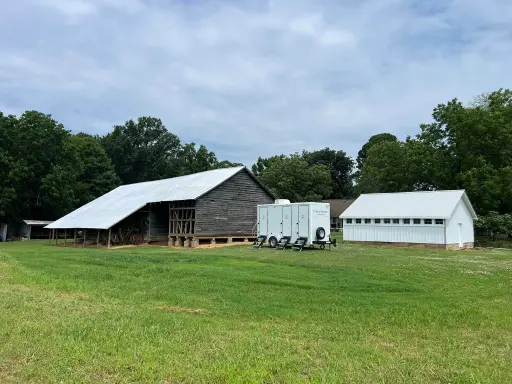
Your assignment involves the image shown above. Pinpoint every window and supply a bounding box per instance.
[346,219,352,224]
[375,219,381,224]
[365,219,371,224]
[356,219,362,224]
[413,219,421,224]
[435,219,444,225]
[403,219,410,224]
[424,219,432,225]
[384,218,391,224]
[392,219,399,224]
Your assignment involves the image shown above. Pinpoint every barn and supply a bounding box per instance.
[340,190,477,249]
[46,166,274,247]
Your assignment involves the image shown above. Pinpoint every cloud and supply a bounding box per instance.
[1,0,511,166]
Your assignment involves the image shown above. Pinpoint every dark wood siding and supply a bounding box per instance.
[195,169,274,237]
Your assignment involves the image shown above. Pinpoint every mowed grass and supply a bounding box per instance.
[1,239,512,383]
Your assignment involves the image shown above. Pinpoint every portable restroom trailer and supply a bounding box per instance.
[256,201,334,249]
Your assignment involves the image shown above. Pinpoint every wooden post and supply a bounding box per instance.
[48,229,51,244]
[148,203,151,244]
[97,230,100,248]
[64,229,67,247]
[108,228,111,249]
[73,229,77,247]
[83,229,87,248]
[55,229,58,246]
[28,225,32,241]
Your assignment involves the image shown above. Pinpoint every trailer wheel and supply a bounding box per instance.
[316,227,326,240]
[268,236,278,248]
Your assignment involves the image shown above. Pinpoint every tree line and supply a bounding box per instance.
[254,88,512,219]
[1,88,511,224]
[0,114,240,222]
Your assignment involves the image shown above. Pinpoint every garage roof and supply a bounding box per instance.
[47,166,250,230]
[340,190,477,219]
[23,220,54,226]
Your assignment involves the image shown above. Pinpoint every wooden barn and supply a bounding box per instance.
[46,167,274,247]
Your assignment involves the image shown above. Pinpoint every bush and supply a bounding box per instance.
[475,211,512,240]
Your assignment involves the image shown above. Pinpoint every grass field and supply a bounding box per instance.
[1,240,512,383]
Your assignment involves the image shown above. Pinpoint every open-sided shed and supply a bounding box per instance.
[46,166,274,247]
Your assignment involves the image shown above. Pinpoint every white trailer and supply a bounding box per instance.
[256,200,335,250]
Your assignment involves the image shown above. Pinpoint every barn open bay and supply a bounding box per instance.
[1,239,511,383]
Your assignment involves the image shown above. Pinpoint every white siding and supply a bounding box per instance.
[446,200,474,245]
[344,223,445,244]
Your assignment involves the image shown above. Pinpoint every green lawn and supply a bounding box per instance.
[1,240,511,383]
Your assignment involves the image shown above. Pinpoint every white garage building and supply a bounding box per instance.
[340,190,477,249]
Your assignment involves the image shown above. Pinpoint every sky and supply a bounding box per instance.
[1,0,511,166]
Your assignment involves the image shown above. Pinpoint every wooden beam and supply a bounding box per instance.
[108,228,111,249]
[97,230,100,248]
[83,229,87,248]
[64,229,67,247]
[48,229,51,244]
[28,225,32,241]
[55,229,58,246]
[74,229,77,247]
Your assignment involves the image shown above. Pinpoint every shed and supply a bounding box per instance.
[340,190,477,249]
[21,220,54,240]
[321,199,355,230]
[46,166,274,247]
[0,220,53,241]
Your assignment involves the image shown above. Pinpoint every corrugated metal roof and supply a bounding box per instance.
[340,190,477,219]
[23,220,54,226]
[47,166,246,229]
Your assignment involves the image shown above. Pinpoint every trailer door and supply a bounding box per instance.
[258,207,268,236]
[282,206,292,237]
[298,205,310,238]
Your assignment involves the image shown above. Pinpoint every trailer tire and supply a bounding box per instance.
[268,236,278,248]
[316,227,326,240]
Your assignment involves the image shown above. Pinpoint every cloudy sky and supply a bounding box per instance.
[1,0,511,165]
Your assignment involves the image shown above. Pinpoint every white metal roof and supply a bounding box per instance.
[23,220,54,226]
[340,190,477,219]
[47,166,247,229]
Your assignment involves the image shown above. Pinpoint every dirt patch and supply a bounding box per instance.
[109,244,137,250]
[195,242,252,249]
[156,305,207,314]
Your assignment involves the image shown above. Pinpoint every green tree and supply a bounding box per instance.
[216,160,243,169]
[0,113,16,219]
[356,133,398,171]
[177,143,218,175]
[101,117,182,184]
[302,147,354,198]
[257,154,332,202]
[358,138,437,194]
[251,155,286,176]
[4,111,72,220]
[417,88,512,214]
[69,133,120,207]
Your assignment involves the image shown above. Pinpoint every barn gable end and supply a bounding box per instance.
[195,169,274,237]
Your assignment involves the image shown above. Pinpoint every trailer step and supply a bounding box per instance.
[253,235,267,249]
[276,236,291,250]
[292,237,308,252]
